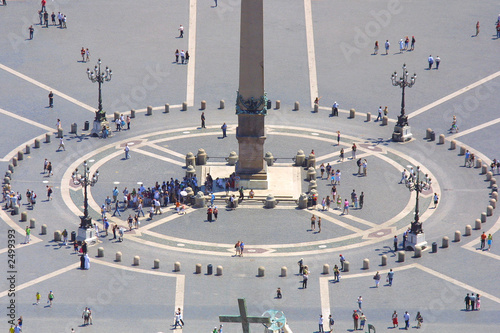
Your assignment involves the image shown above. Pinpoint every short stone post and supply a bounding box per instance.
[298,193,308,209]
[185,152,196,167]
[194,191,206,208]
[133,256,140,266]
[201,100,206,110]
[216,265,223,276]
[307,167,316,180]
[426,128,432,139]
[265,194,277,208]
[459,146,466,155]
[314,104,319,113]
[8,164,14,173]
[57,128,63,138]
[264,152,275,166]
[4,177,10,184]
[174,261,181,272]
[21,211,27,221]
[154,259,160,269]
[164,104,169,113]
[362,258,369,270]
[493,185,498,193]
[114,112,120,120]
[465,225,472,236]
[475,219,481,230]
[381,255,387,266]
[25,145,31,154]
[12,158,17,167]
[34,139,40,148]
[486,172,493,181]
[490,198,497,209]
[54,230,62,242]
[226,151,239,166]
[41,224,47,235]
[219,100,225,109]
[308,180,317,192]
[294,150,306,166]
[491,178,497,187]
[258,266,265,277]
[476,159,482,168]
[450,140,456,150]
[70,123,77,135]
[45,133,51,143]
[186,165,196,178]
[439,134,445,144]
[146,106,153,115]
[12,205,19,215]
[482,164,488,174]
[382,116,388,125]
[366,112,371,122]
[196,148,207,165]
[322,264,330,275]
[131,109,136,118]
[29,218,36,229]
[487,205,494,216]
[481,212,487,222]
[454,230,461,242]
[294,101,299,111]
[115,252,122,262]
[6,170,12,179]
[349,108,355,118]
[195,263,202,274]
[182,102,188,111]
[397,251,405,262]
[343,261,350,272]
[275,100,280,109]
[18,150,24,161]
[281,266,287,277]
[492,192,498,201]
[414,246,422,258]
[97,247,104,257]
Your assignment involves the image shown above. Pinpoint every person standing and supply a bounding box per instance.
[47,291,54,306]
[318,315,324,332]
[387,268,394,286]
[415,312,423,328]
[339,254,346,271]
[213,0,217,7]
[351,143,357,159]
[318,217,322,233]
[476,294,481,310]
[374,40,379,55]
[51,12,56,25]
[221,122,227,138]
[343,199,349,214]
[333,265,340,282]
[25,226,31,244]
[85,48,90,62]
[352,310,359,331]
[62,229,68,245]
[180,50,185,64]
[213,206,218,221]
[126,115,131,130]
[359,192,364,209]
[357,296,363,310]
[393,235,398,252]
[359,313,367,330]
[29,25,34,40]
[310,214,316,231]
[207,206,213,222]
[336,131,340,145]
[175,49,179,63]
[428,55,434,70]
[44,10,49,27]
[411,36,415,50]
[201,112,206,128]
[185,50,190,63]
[480,232,487,250]
[435,56,441,69]
[487,234,493,250]
[328,314,334,332]
[178,24,184,38]
[339,148,344,162]
[398,39,404,53]
[433,193,439,208]
[298,258,304,275]
[81,47,86,62]
[385,40,390,54]
[239,241,244,256]
[470,293,476,310]
[475,21,480,36]
[332,101,339,116]
[302,270,308,289]
[362,159,368,176]
[403,311,410,330]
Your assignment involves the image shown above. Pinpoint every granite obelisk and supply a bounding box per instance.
[235,0,268,189]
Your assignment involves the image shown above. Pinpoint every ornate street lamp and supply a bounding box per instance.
[391,64,416,142]
[407,166,424,234]
[73,160,99,229]
[87,59,112,130]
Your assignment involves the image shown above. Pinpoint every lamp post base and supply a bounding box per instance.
[90,119,109,137]
[392,124,412,142]
[76,227,97,245]
[406,232,427,250]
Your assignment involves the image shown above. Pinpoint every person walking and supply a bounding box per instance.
[29,25,34,39]
[403,311,410,330]
[201,112,206,128]
[359,313,367,330]
[339,254,346,271]
[221,123,227,138]
[333,264,340,282]
[428,55,434,70]
[373,40,379,55]
[480,232,487,250]
[487,234,493,250]
[328,314,335,332]
[318,217,322,233]
[393,235,398,252]
[392,311,399,328]
[332,101,339,116]
[357,296,363,310]
[112,200,121,217]
[318,314,324,333]
[433,193,439,208]
[385,40,390,54]
[178,24,184,38]
[298,258,304,275]
[475,21,480,36]
[336,131,340,145]
[435,56,441,69]
[376,106,382,121]
[81,47,86,62]
[47,291,54,306]
[124,144,130,159]
[302,270,308,289]
[373,271,381,287]
[57,137,65,151]
[25,226,31,244]
[415,312,423,328]
[343,199,349,215]
[387,268,394,286]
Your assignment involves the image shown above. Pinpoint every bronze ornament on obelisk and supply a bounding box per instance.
[235,0,268,188]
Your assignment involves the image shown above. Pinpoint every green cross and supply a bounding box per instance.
[219,298,271,333]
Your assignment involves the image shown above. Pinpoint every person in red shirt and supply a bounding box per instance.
[480,232,487,250]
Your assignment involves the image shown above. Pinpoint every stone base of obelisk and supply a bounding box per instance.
[406,232,427,251]
[392,124,412,142]
[90,120,109,137]
[76,227,97,245]
[236,161,268,189]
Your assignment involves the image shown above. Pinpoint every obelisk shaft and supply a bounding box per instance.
[236,0,267,182]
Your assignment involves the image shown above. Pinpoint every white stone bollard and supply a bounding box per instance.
[363,258,370,270]
[133,256,140,266]
[154,259,160,269]
[281,266,287,277]
[115,252,122,262]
